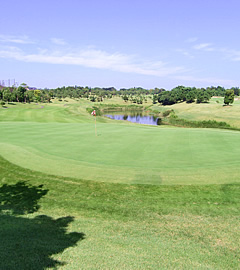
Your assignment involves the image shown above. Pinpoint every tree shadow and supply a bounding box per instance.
[0,215,85,269]
[0,181,48,215]
[0,182,85,269]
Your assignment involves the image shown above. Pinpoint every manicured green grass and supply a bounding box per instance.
[1,120,240,185]
[0,100,98,123]
[0,156,239,269]
[0,99,240,269]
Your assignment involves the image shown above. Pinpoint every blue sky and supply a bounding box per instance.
[1,0,240,89]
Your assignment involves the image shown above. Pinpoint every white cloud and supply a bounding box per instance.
[176,49,194,59]
[0,45,186,77]
[208,47,240,62]
[193,43,214,51]
[225,49,240,61]
[2,36,238,86]
[51,38,67,45]
[174,75,237,87]
[0,34,34,44]
[185,37,198,43]
[190,41,240,61]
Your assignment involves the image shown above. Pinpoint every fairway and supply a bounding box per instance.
[0,120,240,185]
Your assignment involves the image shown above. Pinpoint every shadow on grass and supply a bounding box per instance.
[0,182,85,269]
[0,181,48,215]
[0,215,85,269]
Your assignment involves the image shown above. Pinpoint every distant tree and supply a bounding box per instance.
[185,91,196,103]
[89,96,96,102]
[122,94,128,102]
[152,94,158,104]
[34,90,42,102]
[16,86,27,102]
[224,89,234,105]
[2,88,12,102]
[25,90,35,103]
[20,82,28,88]
[137,97,143,104]
[196,88,211,103]
[215,86,226,96]
[158,91,177,105]
[231,87,239,96]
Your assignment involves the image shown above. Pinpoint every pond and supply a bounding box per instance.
[104,111,162,126]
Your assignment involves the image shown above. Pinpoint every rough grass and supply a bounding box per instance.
[152,97,240,128]
[0,156,239,269]
[167,118,239,131]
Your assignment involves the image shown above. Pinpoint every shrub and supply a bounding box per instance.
[157,118,162,125]
[169,110,178,119]
[168,118,238,130]
[90,96,96,102]
[162,109,174,117]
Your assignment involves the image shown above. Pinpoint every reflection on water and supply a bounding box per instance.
[105,112,161,126]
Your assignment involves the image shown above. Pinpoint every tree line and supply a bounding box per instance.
[0,84,239,105]
[0,84,52,104]
[157,86,238,105]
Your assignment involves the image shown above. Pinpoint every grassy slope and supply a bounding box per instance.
[0,156,239,269]
[1,100,240,185]
[152,97,240,128]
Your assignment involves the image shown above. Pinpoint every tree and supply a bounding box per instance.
[16,86,27,102]
[34,90,42,102]
[185,91,196,103]
[158,91,177,105]
[2,88,12,102]
[224,89,234,105]
[152,94,158,104]
[196,88,211,103]
[89,96,96,102]
[122,94,128,102]
[231,87,239,96]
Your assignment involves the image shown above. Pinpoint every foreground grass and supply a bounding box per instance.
[0,156,239,269]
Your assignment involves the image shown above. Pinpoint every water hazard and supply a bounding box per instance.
[105,112,161,126]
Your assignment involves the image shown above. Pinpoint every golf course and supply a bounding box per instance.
[0,97,239,269]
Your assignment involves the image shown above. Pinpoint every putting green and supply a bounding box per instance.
[0,122,240,185]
